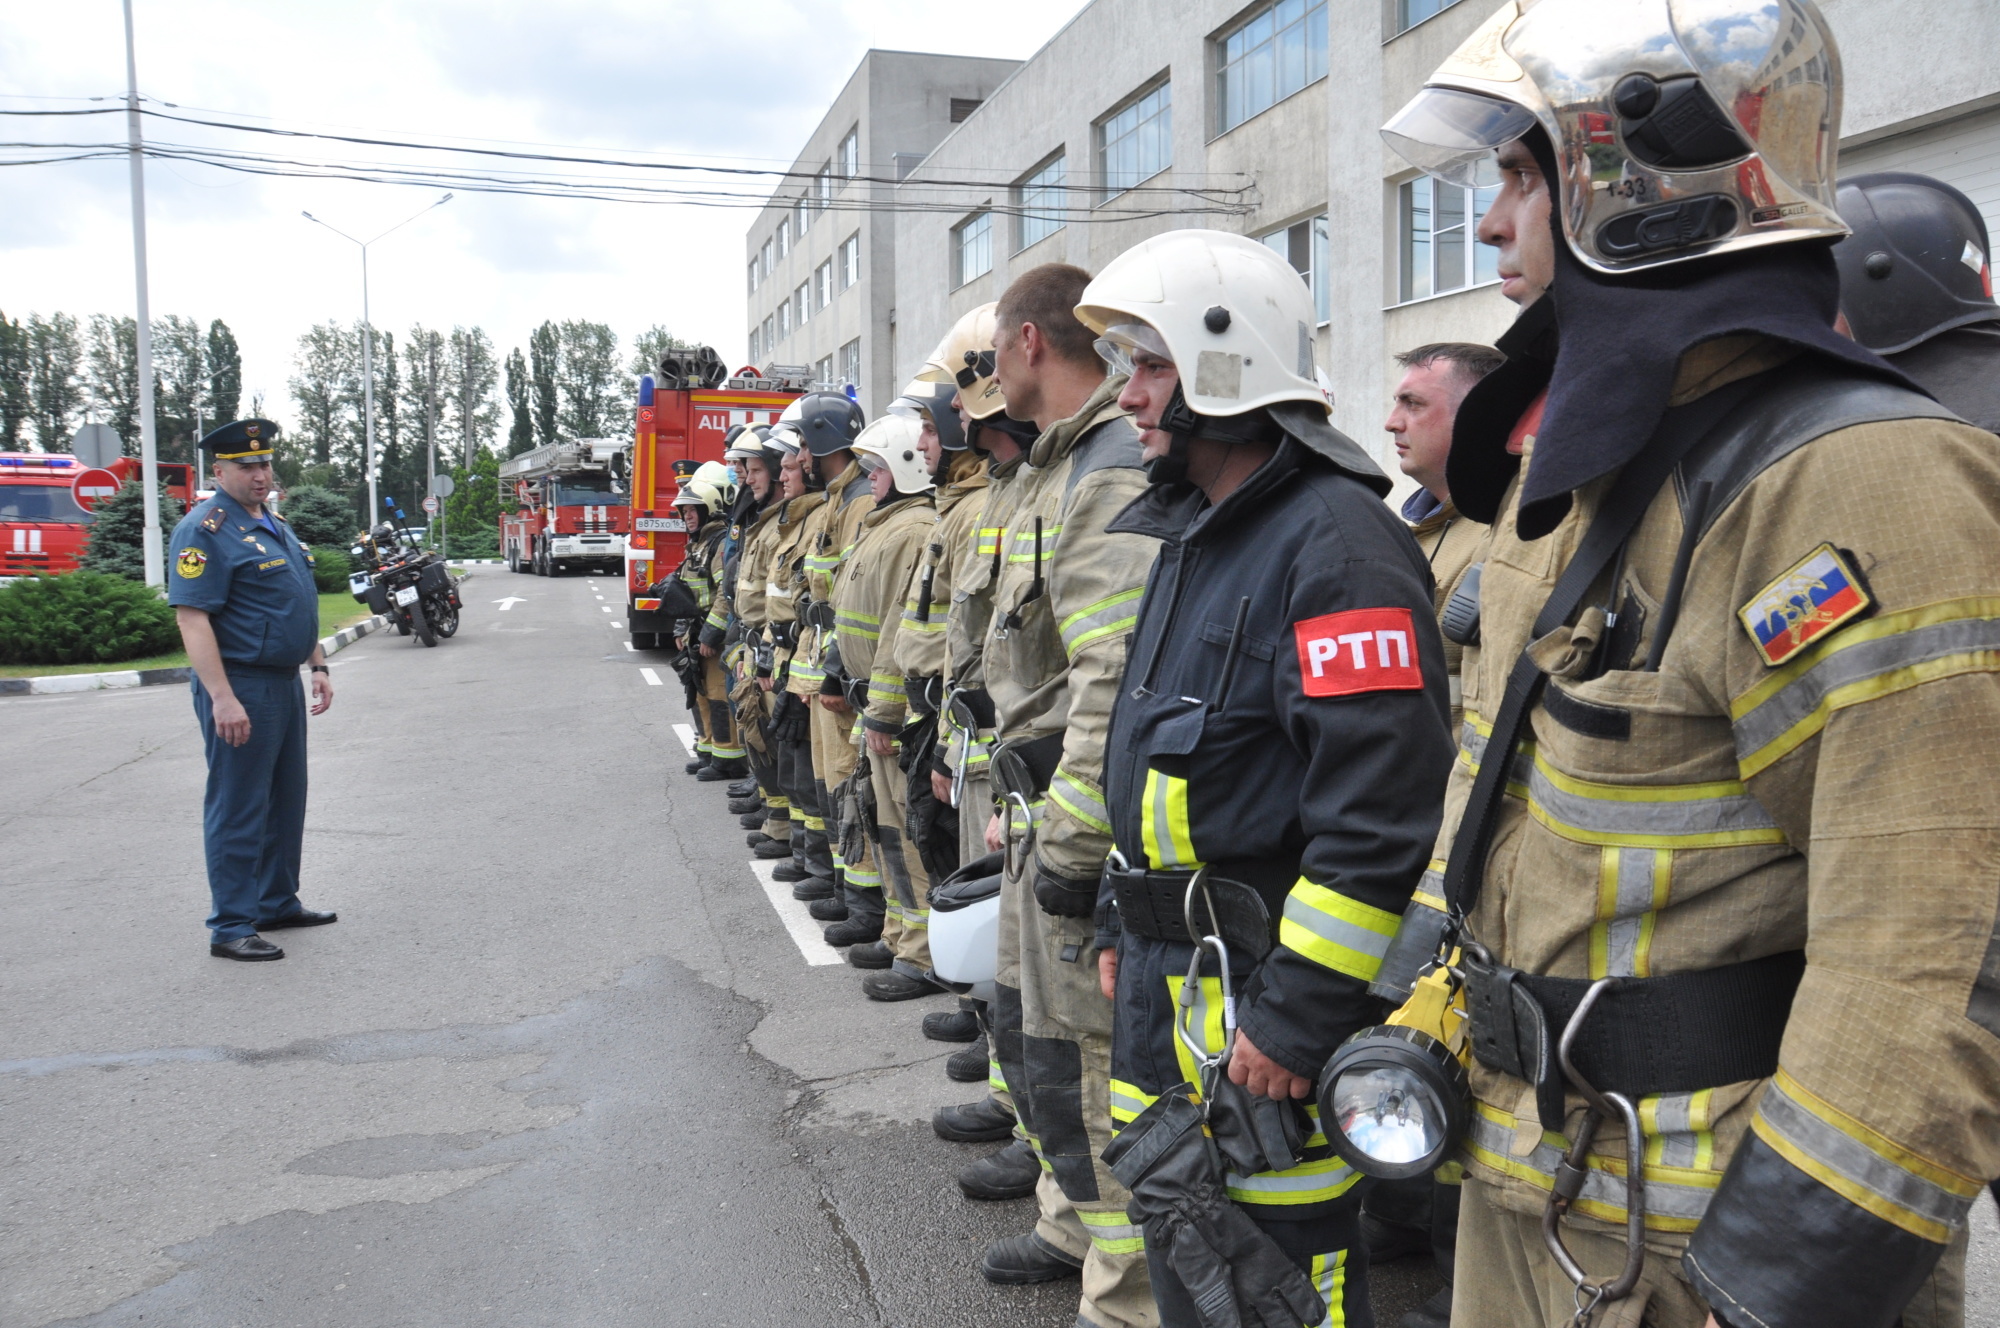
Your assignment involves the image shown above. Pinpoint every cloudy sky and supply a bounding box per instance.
[0,0,1085,428]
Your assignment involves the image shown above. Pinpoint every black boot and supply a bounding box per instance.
[753,838,792,860]
[979,1233,1080,1285]
[862,970,942,1001]
[726,778,758,798]
[727,795,764,815]
[696,758,748,782]
[946,1035,990,1083]
[922,1008,981,1042]
[772,861,809,883]
[1401,1288,1451,1328]
[845,940,893,969]
[958,1138,1039,1201]
[791,875,837,901]
[684,755,710,775]
[821,916,882,948]
[738,811,766,830]
[809,896,848,922]
[933,1096,1015,1142]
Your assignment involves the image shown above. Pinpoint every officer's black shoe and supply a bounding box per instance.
[959,1138,1039,1201]
[1400,1287,1452,1328]
[1360,1212,1431,1265]
[863,970,941,1001]
[980,1232,1081,1285]
[210,935,284,961]
[752,838,792,860]
[684,756,710,775]
[791,876,837,901]
[946,1036,990,1083]
[808,896,849,922]
[259,908,337,930]
[726,778,759,798]
[727,795,764,815]
[933,1096,1016,1142]
[846,940,893,969]
[922,1009,981,1043]
[696,759,748,782]
[772,861,810,883]
[821,917,882,948]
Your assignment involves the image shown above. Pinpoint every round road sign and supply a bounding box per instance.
[71,467,122,511]
[421,495,440,516]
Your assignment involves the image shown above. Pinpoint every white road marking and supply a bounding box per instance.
[640,668,663,686]
[749,859,842,966]
[672,723,698,756]
[610,620,624,629]
[623,642,635,652]
[600,606,612,613]
[493,596,526,611]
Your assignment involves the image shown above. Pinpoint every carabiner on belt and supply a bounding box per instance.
[1001,789,1036,881]
[1175,870,1237,1113]
[1541,978,1647,1327]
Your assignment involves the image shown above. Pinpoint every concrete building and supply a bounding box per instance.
[742,50,1022,418]
[756,1,2000,477]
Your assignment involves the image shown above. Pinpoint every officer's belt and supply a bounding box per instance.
[220,661,304,676]
[1462,948,1805,1129]
[1103,862,1286,962]
[907,675,942,717]
[946,686,996,732]
[990,731,1063,800]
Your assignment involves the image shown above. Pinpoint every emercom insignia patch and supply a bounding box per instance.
[176,547,207,578]
[1737,542,1873,668]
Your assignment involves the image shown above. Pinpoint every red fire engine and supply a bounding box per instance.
[0,452,197,578]
[624,347,804,650]
[498,438,630,576]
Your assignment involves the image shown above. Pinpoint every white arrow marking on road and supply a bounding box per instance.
[640,668,663,686]
[672,723,698,756]
[493,597,527,611]
[749,859,843,966]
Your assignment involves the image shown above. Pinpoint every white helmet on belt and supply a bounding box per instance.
[915,303,1007,421]
[1380,0,1845,274]
[1074,229,1324,419]
[850,414,934,496]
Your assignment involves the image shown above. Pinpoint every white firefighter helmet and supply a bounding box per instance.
[915,302,1006,420]
[670,459,737,514]
[1074,229,1324,419]
[850,413,934,495]
[1380,0,1845,275]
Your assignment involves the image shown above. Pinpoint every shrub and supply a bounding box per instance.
[308,544,353,593]
[0,571,182,665]
[79,482,186,581]
[278,485,359,548]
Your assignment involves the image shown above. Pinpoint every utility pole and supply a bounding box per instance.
[426,333,439,542]
[122,0,161,587]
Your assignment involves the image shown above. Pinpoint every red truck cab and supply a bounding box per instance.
[0,453,197,578]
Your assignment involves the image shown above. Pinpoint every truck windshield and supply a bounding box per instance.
[554,483,618,507]
[0,483,93,524]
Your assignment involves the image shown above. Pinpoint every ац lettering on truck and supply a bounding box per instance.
[624,347,802,650]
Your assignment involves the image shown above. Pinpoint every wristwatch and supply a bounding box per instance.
[310,665,330,674]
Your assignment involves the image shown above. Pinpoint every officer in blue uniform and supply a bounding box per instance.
[168,419,337,961]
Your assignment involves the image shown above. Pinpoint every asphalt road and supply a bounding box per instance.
[0,569,1991,1327]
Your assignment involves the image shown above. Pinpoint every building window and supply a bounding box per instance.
[815,163,834,215]
[839,127,859,179]
[777,302,791,341]
[1016,155,1067,251]
[794,282,811,327]
[815,354,835,387]
[748,326,761,363]
[749,259,762,295]
[840,233,860,289]
[815,260,833,311]
[950,97,983,123]
[1394,0,1459,36]
[839,338,861,388]
[776,218,790,259]
[795,196,810,235]
[953,212,993,288]
[762,314,775,353]
[1260,214,1332,324]
[1398,174,1499,303]
[1216,0,1328,134]
[1100,82,1171,197]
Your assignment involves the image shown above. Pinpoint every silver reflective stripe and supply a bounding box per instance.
[1465,1110,1716,1225]
[1757,1078,1975,1235]
[1603,848,1660,978]
[1280,893,1396,968]
[1049,767,1111,834]
[1528,761,1780,841]
[1648,1092,1704,1169]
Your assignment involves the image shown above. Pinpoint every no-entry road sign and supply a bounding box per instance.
[71,467,122,511]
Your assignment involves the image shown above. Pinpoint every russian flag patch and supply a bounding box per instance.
[1737,543,1873,668]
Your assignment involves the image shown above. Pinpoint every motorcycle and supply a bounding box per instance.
[350,515,461,648]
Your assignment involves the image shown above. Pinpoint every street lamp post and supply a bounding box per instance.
[122,0,162,586]
[302,194,452,522]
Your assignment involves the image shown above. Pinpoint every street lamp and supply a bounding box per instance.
[302,193,452,521]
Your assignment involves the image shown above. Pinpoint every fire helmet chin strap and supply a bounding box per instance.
[1150,381,1281,486]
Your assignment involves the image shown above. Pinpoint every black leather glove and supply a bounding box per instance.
[698,623,725,652]
[1103,1087,1327,1328]
[1033,864,1099,918]
[770,693,810,745]
[1203,1075,1309,1179]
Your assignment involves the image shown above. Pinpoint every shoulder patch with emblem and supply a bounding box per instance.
[199,507,224,533]
[1737,542,1873,668]
[176,547,207,578]
[1294,607,1423,698]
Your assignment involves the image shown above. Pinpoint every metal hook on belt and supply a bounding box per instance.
[1174,871,1237,1112]
[1002,789,1035,880]
[1540,978,1647,1321]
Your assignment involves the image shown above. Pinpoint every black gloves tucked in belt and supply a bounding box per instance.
[1034,864,1099,918]
[770,693,810,744]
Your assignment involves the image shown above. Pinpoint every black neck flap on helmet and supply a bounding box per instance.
[969,412,1039,456]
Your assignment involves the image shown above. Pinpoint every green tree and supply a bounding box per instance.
[529,320,559,447]
[504,346,533,456]
[206,319,241,422]
[445,325,499,466]
[78,479,185,581]
[556,319,621,439]
[0,310,26,448]
[289,321,353,468]
[442,448,502,558]
[28,312,85,450]
[274,484,356,548]
[402,324,445,479]
[0,570,181,665]
[86,314,140,453]
[152,314,207,465]
[628,325,686,379]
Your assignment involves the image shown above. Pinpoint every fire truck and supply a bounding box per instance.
[499,438,630,576]
[0,452,198,578]
[624,347,806,649]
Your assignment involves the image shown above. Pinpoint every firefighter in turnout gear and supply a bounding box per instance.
[672,461,744,781]
[762,430,838,900]
[1075,231,1455,1328]
[835,413,943,993]
[1378,2,2000,1323]
[975,264,1162,1328]
[721,426,795,860]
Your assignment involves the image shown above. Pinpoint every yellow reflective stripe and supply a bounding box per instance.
[1465,1100,1720,1232]
[1525,751,1785,850]
[1078,1208,1146,1254]
[1411,859,1447,913]
[1278,881,1401,983]
[975,526,1002,557]
[803,814,826,831]
[867,673,906,704]
[1640,1089,1716,1171]
[1752,1069,1979,1243]
[1007,523,1063,562]
[1309,1249,1348,1327]
[835,607,881,625]
[789,807,808,824]
[988,1058,1008,1092]
[899,598,947,631]
[704,610,729,630]
[1109,1078,1153,1127]
[1047,765,1112,836]
[844,864,882,887]
[1588,846,1673,979]
[709,744,746,759]
[1731,598,2000,778]
[1059,587,1144,657]
[1141,767,1200,870]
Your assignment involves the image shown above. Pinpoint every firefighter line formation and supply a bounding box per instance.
[645,2,2000,1325]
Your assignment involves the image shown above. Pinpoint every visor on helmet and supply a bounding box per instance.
[1380,87,1532,188]
[1091,321,1173,375]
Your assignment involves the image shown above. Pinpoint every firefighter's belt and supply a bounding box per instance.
[1462,947,1805,1131]
[1104,863,1275,962]
[906,675,942,717]
[771,620,799,651]
[802,599,835,632]
[991,732,1064,800]
[947,687,996,732]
